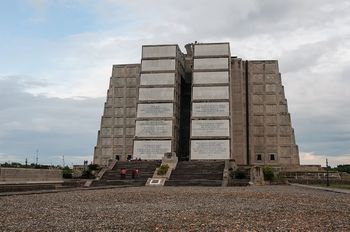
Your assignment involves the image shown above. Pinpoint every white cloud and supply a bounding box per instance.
[300,152,350,167]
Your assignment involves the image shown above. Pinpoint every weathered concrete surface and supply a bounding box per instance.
[0,168,62,183]
[0,186,349,231]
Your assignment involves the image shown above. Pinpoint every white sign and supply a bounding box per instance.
[137,103,174,118]
[142,59,175,71]
[139,88,174,101]
[133,140,172,160]
[135,120,172,137]
[193,71,229,84]
[191,120,230,137]
[193,58,229,70]
[142,46,176,58]
[192,102,229,117]
[140,73,175,86]
[194,44,230,56]
[191,140,230,159]
[192,86,229,100]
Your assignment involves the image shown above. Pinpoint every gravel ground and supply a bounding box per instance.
[0,185,349,231]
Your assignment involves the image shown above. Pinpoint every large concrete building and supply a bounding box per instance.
[93,42,300,168]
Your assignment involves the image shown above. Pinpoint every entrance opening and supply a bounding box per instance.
[178,73,192,161]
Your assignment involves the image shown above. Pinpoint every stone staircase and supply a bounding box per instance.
[92,161,161,187]
[165,161,225,186]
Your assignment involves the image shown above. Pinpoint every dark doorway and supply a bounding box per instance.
[178,73,192,161]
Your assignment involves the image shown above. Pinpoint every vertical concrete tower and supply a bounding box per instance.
[133,45,185,160]
[190,43,231,159]
[93,42,300,167]
[94,64,140,165]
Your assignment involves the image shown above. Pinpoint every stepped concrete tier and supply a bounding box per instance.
[93,42,300,168]
[164,161,225,187]
[92,161,161,187]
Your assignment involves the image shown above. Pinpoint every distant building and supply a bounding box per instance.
[93,42,299,167]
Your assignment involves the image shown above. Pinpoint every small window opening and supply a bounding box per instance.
[270,154,275,161]
[256,154,262,161]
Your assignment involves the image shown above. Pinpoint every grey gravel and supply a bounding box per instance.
[0,185,349,231]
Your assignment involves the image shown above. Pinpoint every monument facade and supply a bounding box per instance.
[93,42,300,167]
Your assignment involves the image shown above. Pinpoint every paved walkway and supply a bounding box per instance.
[290,183,350,194]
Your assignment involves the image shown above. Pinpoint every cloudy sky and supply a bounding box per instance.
[0,0,349,167]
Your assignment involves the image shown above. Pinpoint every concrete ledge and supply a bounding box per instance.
[0,168,62,182]
[290,183,350,194]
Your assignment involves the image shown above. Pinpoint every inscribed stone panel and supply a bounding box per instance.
[139,88,174,101]
[137,103,174,118]
[141,59,175,71]
[192,72,229,84]
[142,46,176,58]
[192,86,229,100]
[135,120,173,137]
[140,73,175,85]
[194,44,230,56]
[191,120,230,137]
[133,140,172,160]
[191,140,230,159]
[193,58,229,70]
[192,102,229,117]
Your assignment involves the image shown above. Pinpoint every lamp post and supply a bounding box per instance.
[326,158,329,187]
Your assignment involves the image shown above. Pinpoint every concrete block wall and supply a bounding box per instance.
[247,61,299,166]
[190,43,231,160]
[93,64,140,165]
[230,58,247,165]
[133,45,185,160]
